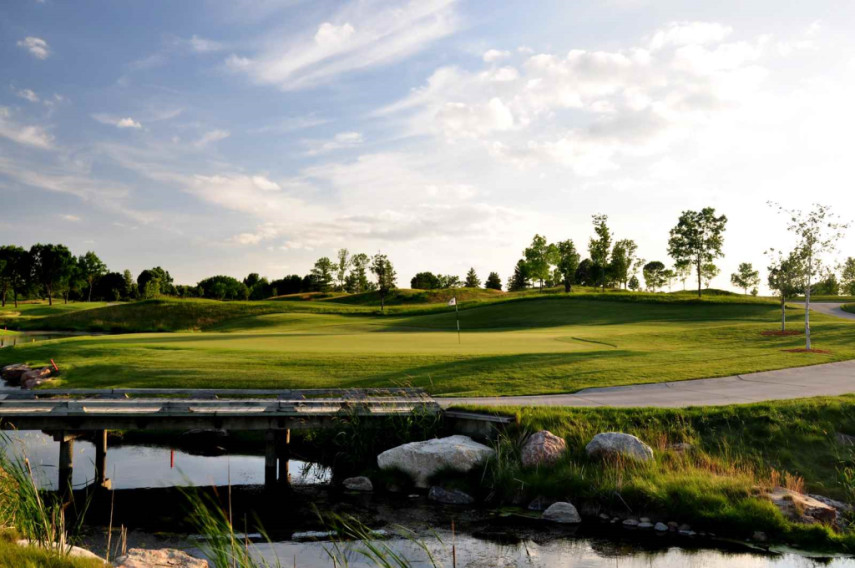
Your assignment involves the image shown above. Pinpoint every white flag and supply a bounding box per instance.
[447,297,457,306]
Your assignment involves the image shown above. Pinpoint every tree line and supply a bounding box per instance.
[0,245,400,310]
[1,205,851,316]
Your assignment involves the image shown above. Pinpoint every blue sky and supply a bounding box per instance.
[2,0,854,289]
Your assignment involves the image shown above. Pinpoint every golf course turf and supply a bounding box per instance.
[1,293,854,396]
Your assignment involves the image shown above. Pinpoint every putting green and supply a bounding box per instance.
[2,298,853,396]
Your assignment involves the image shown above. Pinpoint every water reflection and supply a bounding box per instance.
[0,331,99,348]
[0,430,330,490]
[251,530,855,567]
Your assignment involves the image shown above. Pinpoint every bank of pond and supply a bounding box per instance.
[0,396,854,566]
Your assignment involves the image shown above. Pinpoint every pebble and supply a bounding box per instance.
[638,521,653,529]
[622,519,639,528]
[654,522,669,532]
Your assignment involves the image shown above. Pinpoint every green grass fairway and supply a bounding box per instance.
[1,297,854,396]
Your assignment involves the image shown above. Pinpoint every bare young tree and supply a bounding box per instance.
[771,202,849,350]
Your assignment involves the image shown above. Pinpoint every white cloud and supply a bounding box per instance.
[483,49,510,62]
[0,107,54,149]
[647,22,732,51]
[379,21,774,171]
[304,131,363,155]
[194,129,231,147]
[185,35,224,53]
[16,89,40,103]
[92,114,143,129]
[226,0,459,90]
[17,36,50,59]
[117,117,143,129]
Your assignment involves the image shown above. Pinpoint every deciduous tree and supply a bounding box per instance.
[78,251,107,302]
[524,234,557,291]
[555,239,580,293]
[771,202,849,350]
[767,249,805,331]
[667,207,727,298]
[730,262,760,295]
[370,254,396,312]
[29,243,74,306]
[610,239,637,289]
[643,261,666,291]
[588,214,612,291]
[842,257,855,296]
[335,249,350,292]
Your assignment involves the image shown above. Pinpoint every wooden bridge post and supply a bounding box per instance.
[94,430,110,489]
[264,430,277,490]
[277,429,291,486]
[57,433,74,499]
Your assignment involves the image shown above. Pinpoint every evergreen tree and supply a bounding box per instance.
[464,267,480,288]
[507,260,530,291]
[310,257,335,292]
[484,272,502,290]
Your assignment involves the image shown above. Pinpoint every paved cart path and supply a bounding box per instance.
[438,302,855,408]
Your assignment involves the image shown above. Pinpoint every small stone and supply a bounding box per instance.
[598,513,611,521]
[638,522,653,529]
[542,502,581,524]
[610,517,620,524]
[622,519,639,528]
[678,523,691,532]
[342,476,373,492]
[667,521,679,531]
[427,486,474,505]
[654,522,669,532]
[527,496,550,511]
[679,529,696,537]
[639,517,651,523]
[752,531,767,542]
[408,494,419,499]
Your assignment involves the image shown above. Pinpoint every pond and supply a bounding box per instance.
[0,331,101,349]
[1,431,852,567]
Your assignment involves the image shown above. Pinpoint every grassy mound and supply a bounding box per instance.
[843,304,855,315]
[457,396,855,551]
[328,287,505,306]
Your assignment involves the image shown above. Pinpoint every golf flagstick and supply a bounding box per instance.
[449,296,460,343]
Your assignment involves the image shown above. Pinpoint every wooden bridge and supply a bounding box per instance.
[0,387,442,495]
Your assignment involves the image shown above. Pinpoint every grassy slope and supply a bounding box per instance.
[457,396,855,550]
[844,304,855,315]
[0,538,102,568]
[1,296,853,395]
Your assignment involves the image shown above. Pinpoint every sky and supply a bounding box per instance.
[1,0,854,291]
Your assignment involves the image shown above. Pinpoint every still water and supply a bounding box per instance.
[0,331,99,349]
[0,430,329,490]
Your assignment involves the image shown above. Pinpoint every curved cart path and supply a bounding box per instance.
[438,302,855,408]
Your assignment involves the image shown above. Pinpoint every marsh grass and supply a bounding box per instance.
[455,398,855,551]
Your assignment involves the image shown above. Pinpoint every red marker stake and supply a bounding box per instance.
[50,359,59,372]
[170,450,175,469]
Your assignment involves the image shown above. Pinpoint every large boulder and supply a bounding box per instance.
[377,435,494,488]
[542,502,581,524]
[114,548,209,567]
[521,430,566,468]
[1,363,31,386]
[767,488,839,525]
[20,367,53,390]
[585,432,653,462]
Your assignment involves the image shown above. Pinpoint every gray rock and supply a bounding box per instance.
[542,502,581,524]
[342,476,373,492]
[654,522,669,532]
[808,494,853,513]
[114,548,209,567]
[585,432,654,462]
[667,521,679,531]
[678,523,691,532]
[622,519,639,528]
[20,367,52,390]
[639,517,651,523]
[835,432,855,446]
[679,530,697,537]
[377,435,495,488]
[521,430,567,468]
[1,363,31,386]
[428,486,474,505]
[638,521,653,529]
[598,513,611,521]
[752,531,767,542]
